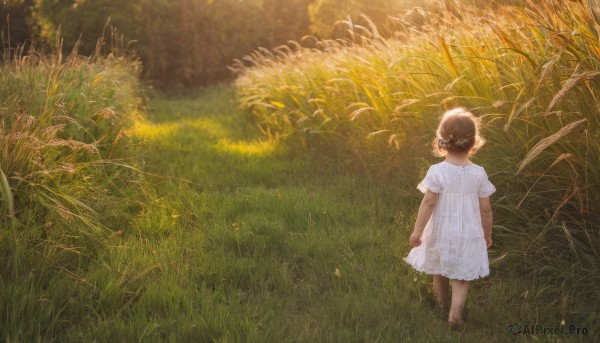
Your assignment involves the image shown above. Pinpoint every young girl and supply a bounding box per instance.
[404,107,495,325]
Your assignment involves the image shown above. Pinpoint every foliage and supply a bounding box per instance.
[62,90,597,341]
[2,76,597,339]
[308,0,358,37]
[263,0,313,45]
[32,0,302,88]
[27,0,437,89]
[308,0,434,38]
[0,0,36,51]
[0,42,143,341]
[234,0,600,302]
[34,0,137,53]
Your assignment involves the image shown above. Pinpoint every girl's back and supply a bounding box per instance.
[420,161,495,239]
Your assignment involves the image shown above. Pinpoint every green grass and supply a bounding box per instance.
[2,16,598,341]
[60,86,597,341]
[0,47,146,342]
[1,44,596,338]
[234,0,600,319]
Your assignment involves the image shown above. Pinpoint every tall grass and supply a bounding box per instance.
[0,39,144,340]
[234,0,600,309]
[79,89,551,342]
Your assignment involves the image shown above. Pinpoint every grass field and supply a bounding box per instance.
[2,2,599,341]
[1,71,596,340]
[234,4,600,339]
[58,85,594,342]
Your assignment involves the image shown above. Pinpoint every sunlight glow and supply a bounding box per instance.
[217,138,276,157]
[130,118,276,157]
[131,121,178,142]
[130,118,227,142]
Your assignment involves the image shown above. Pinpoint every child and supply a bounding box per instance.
[404,107,495,325]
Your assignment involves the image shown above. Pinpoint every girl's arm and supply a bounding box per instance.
[479,197,493,248]
[410,190,438,247]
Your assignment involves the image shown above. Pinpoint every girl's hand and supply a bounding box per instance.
[410,231,422,247]
[485,235,492,249]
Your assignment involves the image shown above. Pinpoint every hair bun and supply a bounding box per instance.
[455,138,471,149]
[433,107,485,156]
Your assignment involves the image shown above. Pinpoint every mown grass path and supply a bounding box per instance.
[89,86,527,342]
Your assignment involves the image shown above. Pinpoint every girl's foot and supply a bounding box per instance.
[448,318,465,325]
[448,310,463,323]
[447,320,467,332]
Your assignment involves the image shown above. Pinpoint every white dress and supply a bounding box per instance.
[404,161,496,281]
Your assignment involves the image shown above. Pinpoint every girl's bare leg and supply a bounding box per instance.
[433,275,449,309]
[448,279,470,323]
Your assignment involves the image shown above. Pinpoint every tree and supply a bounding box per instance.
[308,0,418,38]
[32,0,430,87]
[32,0,272,87]
[263,0,312,44]
[308,0,358,37]
[1,0,36,53]
[34,0,139,54]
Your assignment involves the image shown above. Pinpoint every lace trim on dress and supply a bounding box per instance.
[417,180,440,194]
[478,181,496,198]
[417,167,441,193]
[404,263,490,281]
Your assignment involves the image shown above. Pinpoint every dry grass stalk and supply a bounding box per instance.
[547,71,600,112]
[517,119,586,174]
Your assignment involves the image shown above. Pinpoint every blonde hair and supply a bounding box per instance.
[433,107,485,157]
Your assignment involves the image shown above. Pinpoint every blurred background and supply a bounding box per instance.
[1,0,444,89]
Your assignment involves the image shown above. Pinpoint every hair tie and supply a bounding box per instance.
[438,138,449,147]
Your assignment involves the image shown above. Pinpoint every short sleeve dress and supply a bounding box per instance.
[404,161,496,281]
